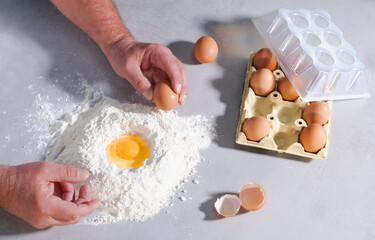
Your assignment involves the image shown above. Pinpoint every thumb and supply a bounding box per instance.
[126,63,153,100]
[46,162,89,183]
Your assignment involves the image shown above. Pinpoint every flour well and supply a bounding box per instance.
[45,89,214,223]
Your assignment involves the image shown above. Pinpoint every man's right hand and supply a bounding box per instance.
[105,37,188,105]
[50,0,188,106]
[0,162,100,229]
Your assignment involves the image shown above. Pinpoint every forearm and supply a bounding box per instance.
[50,0,133,55]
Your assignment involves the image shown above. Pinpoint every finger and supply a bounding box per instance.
[46,162,89,183]
[151,49,183,94]
[41,216,81,228]
[177,62,188,105]
[52,182,63,198]
[152,68,169,84]
[75,184,91,204]
[143,68,168,84]
[52,218,81,226]
[142,69,155,84]
[60,182,75,202]
[49,196,100,221]
[126,63,153,100]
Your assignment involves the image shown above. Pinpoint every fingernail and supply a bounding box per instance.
[180,95,187,105]
[78,169,90,180]
[176,84,182,94]
[142,88,153,101]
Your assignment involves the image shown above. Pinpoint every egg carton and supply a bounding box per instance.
[235,52,332,159]
[253,8,369,101]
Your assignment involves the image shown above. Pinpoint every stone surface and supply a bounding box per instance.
[0,0,374,239]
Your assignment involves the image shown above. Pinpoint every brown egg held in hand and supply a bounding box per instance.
[253,48,277,71]
[242,116,270,142]
[194,36,218,63]
[300,123,327,153]
[153,80,179,111]
[303,101,330,125]
[250,68,275,96]
[278,77,299,101]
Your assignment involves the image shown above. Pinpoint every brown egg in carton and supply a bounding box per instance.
[235,52,333,159]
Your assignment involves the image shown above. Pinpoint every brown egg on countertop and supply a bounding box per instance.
[242,116,270,142]
[303,101,330,125]
[153,80,179,111]
[300,123,327,153]
[278,76,299,101]
[253,48,277,71]
[194,36,218,63]
[250,68,275,96]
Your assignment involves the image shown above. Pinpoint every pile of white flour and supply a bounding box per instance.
[45,89,214,223]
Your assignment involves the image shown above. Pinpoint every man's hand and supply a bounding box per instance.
[50,0,188,105]
[105,37,188,104]
[0,162,100,229]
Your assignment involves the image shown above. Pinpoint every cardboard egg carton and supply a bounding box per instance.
[235,52,332,159]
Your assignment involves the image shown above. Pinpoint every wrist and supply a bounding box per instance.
[0,166,15,208]
[102,33,135,58]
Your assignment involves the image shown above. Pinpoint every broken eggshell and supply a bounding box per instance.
[239,183,266,211]
[214,194,241,217]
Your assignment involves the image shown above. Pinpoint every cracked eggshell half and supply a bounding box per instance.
[239,183,266,211]
[214,194,241,217]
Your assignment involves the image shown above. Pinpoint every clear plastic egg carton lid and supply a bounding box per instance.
[253,8,369,101]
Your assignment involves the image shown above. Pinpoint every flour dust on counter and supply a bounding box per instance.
[44,88,215,223]
[25,73,88,156]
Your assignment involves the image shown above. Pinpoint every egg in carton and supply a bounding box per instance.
[253,8,369,101]
[235,52,332,159]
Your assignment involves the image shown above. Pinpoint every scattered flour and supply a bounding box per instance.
[45,89,215,223]
[25,74,88,155]
[179,197,187,201]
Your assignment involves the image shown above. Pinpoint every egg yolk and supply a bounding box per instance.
[106,134,150,169]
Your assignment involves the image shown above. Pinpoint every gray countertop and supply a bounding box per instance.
[1,0,374,239]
